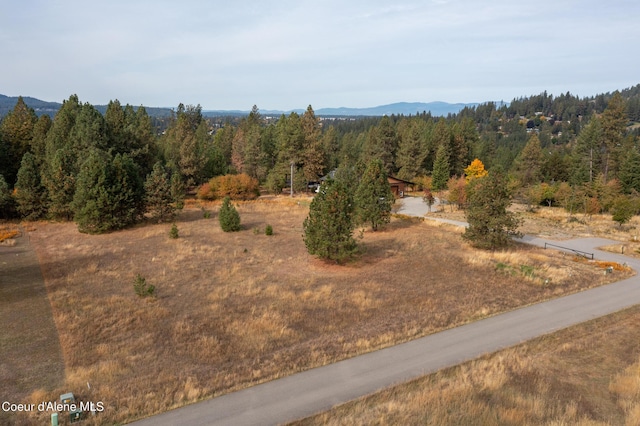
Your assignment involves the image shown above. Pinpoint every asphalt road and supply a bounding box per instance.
[130,205,640,426]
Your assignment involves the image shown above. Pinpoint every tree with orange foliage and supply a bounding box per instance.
[464,158,488,182]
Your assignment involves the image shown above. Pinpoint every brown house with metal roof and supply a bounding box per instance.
[388,176,414,198]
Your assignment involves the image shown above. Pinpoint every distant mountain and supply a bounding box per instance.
[0,94,61,118]
[317,102,480,117]
[1,94,479,119]
[0,95,175,119]
[205,102,481,117]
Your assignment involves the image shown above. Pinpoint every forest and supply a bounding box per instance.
[1,84,639,233]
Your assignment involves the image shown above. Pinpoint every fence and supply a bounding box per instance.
[543,242,594,260]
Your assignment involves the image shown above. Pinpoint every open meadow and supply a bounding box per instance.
[2,197,634,425]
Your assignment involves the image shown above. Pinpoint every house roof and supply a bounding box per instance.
[388,176,415,185]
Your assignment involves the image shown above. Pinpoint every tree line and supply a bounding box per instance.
[0,85,639,233]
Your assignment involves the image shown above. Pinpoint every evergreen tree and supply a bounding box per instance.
[15,152,46,220]
[611,195,635,227]
[0,174,16,219]
[72,150,112,233]
[303,178,357,264]
[600,92,627,182]
[396,118,428,180]
[109,153,145,226]
[170,171,185,210]
[431,143,450,191]
[43,95,81,220]
[301,105,325,183]
[619,147,640,194]
[354,159,394,231]
[46,147,77,220]
[0,96,38,186]
[219,196,241,232]
[29,114,52,167]
[513,134,543,187]
[570,116,602,185]
[145,162,176,222]
[72,150,144,233]
[363,115,397,175]
[463,168,521,249]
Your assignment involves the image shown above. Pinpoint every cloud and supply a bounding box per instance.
[1,0,639,109]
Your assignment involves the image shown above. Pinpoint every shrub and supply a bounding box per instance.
[133,274,155,297]
[197,173,260,201]
[265,224,273,236]
[169,223,179,239]
[219,196,241,232]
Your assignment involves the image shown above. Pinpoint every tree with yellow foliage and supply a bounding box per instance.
[464,158,488,182]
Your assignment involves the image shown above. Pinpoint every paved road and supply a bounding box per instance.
[130,209,640,426]
[397,196,468,227]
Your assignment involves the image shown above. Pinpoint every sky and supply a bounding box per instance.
[1,0,639,111]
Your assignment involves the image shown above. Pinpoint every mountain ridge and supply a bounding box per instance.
[0,94,483,119]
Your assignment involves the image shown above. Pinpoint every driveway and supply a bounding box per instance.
[130,216,640,425]
[397,196,468,227]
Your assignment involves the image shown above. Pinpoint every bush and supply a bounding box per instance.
[265,224,273,236]
[169,223,179,239]
[197,173,260,201]
[219,196,241,232]
[133,274,155,297]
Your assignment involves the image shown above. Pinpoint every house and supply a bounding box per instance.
[317,170,414,197]
[387,176,414,198]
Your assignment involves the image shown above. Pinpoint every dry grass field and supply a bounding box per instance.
[427,199,640,242]
[2,197,633,425]
[294,305,640,426]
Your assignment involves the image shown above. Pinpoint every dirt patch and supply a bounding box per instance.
[10,199,632,424]
[0,225,65,426]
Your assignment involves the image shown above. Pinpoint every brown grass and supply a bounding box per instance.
[427,202,640,241]
[5,197,632,425]
[293,306,640,426]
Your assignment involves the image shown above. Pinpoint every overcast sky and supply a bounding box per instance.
[1,0,638,111]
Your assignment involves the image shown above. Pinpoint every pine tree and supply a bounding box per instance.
[43,95,81,220]
[396,118,428,181]
[513,134,544,187]
[219,196,241,232]
[301,105,325,184]
[619,147,640,194]
[0,96,37,186]
[15,152,46,220]
[170,171,185,210]
[0,174,16,219]
[363,116,397,175]
[463,168,521,249]
[72,150,144,233]
[611,195,635,227]
[72,150,112,234]
[355,159,394,231]
[303,178,357,264]
[145,162,175,222]
[431,143,450,191]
